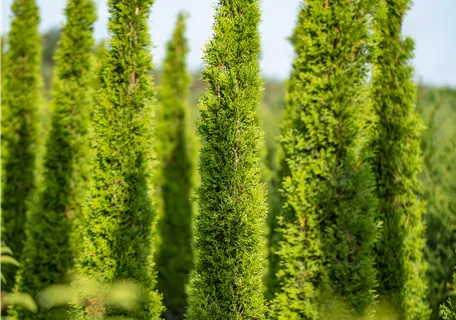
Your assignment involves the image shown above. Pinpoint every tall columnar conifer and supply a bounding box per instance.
[371,1,430,318]
[155,12,195,320]
[270,1,379,318]
[8,1,96,318]
[1,0,41,290]
[186,0,267,319]
[74,0,163,318]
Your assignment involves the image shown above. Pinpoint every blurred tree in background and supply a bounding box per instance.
[1,0,42,291]
[41,27,61,96]
[261,81,285,300]
[155,12,196,320]
[9,1,97,319]
[91,40,106,96]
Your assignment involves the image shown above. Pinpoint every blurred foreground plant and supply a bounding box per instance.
[38,276,145,319]
[316,294,402,320]
[1,243,37,313]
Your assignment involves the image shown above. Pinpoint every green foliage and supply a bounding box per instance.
[8,1,96,319]
[1,0,42,291]
[417,87,456,318]
[440,266,456,320]
[1,243,38,314]
[270,1,379,318]
[155,12,196,320]
[186,0,267,319]
[371,1,430,318]
[74,0,163,318]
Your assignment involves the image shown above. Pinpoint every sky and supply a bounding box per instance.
[2,0,456,86]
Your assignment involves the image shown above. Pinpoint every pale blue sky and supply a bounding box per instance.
[2,0,455,86]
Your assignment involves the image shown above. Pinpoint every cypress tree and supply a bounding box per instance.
[1,0,41,290]
[8,1,96,318]
[371,0,430,318]
[186,0,267,319]
[155,12,195,320]
[270,1,379,318]
[74,0,163,318]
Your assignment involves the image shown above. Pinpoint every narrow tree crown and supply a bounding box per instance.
[1,0,42,290]
[187,0,267,319]
[270,0,379,318]
[155,12,196,320]
[371,0,430,318]
[75,0,163,318]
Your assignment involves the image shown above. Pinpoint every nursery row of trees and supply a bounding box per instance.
[1,0,455,319]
